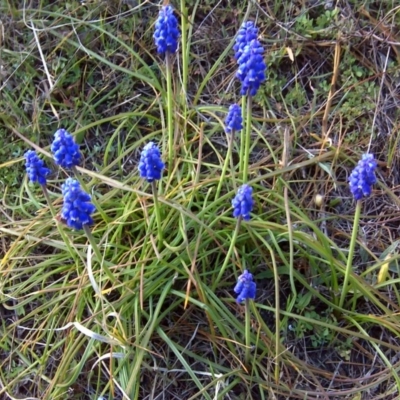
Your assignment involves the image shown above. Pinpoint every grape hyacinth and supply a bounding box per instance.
[225,104,243,134]
[61,178,95,230]
[153,5,180,56]
[51,129,81,168]
[138,142,165,183]
[348,153,377,200]
[236,39,266,97]
[233,21,258,60]
[232,184,254,221]
[24,150,50,185]
[234,269,256,303]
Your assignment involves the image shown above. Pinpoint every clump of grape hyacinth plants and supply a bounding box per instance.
[153,5,180,56]
[61,178,95,230]
[234,269,256,303]
[348,153,377,200]
[232,184,254,221]
[24,150,50,185]
[51,129,81,169]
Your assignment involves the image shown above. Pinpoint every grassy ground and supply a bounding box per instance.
[1,0,400,399]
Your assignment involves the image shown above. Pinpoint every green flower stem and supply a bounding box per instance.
[41,185,57,218]
[83,225,116,284]
[72,166,109,224]
[230,144,237,191]
[166,53,174,172]
[244,298,251,368]
[242,95,252,182]
[239,96,246,179]
[151,181,163,244]
[339,199,362,309]
[214,217,241,288]
[216,130,237,199]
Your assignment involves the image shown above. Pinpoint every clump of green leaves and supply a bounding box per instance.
[289,292,337,348]
[295,7,340,39]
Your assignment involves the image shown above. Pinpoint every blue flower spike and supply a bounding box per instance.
[225,104,243,134]
[61,178,95,230]
[139,142,165,183]
[51,129,81,168]
[24,150,50,185]
[232,184,254,221]
[236,39,267,97]
[153,5,180,56]
[349,153,377,200]
[233,21,258,60]
[234,269,256,303]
